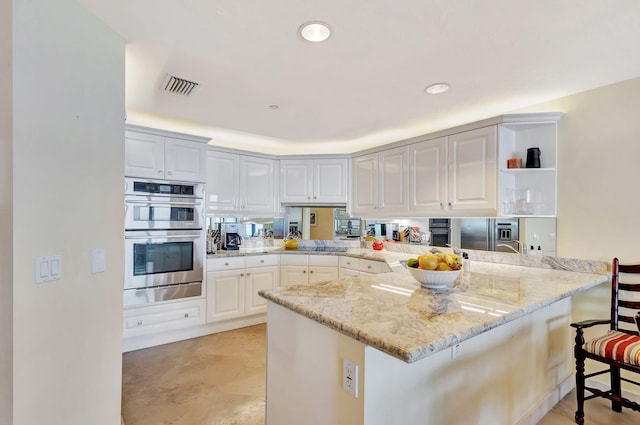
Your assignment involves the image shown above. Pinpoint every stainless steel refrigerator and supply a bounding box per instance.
[459,218,520,253]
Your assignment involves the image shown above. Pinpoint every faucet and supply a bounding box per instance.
[496,240,524,254]
[446,243,462,255]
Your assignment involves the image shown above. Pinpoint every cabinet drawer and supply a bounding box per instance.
[246,254,279,268]
[279,254,309,266]
[359,259,389,274]
[123,299,205,337]
[339,256,360,270]
[207,256,246,271]
[309,255,339,267]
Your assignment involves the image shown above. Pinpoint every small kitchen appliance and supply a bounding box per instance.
[221,223,242,250]
[525,147,541,168]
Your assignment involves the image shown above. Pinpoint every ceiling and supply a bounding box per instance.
[76,0,640,154]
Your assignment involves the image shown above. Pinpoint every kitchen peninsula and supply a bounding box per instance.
[259,252,608,425]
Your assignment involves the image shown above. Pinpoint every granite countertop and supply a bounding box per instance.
[259,260,608,363]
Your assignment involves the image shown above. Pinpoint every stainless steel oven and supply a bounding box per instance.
[123,230,204,306]
[429,218,451,247]
[124,178,204,230]
[124,178,205,306]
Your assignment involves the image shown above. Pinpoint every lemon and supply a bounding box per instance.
[284,239,298,250]
[407,258,419,268]
[418,254,438,270]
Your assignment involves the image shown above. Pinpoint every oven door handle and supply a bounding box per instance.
[124,199,200,206]
[125,233,202,240]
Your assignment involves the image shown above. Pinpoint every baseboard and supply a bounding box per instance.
[515,375,575,425]
[122,314,266,352]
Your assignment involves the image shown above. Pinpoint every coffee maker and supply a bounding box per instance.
[221,223,242,251]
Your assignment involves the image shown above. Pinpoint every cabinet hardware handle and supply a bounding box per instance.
[184,313,189,318]
[440,202,444,207]
[314,196,317,199]
[158,170,163,174]
[310,270,314,273]
[137,320,143,325]
[240,273,244,277]
[448,202,452,206]
[167,171,173,175]
[225,262,229,266]
[303,270,306,274]
[260,260,264,263]
[246,272,251,276]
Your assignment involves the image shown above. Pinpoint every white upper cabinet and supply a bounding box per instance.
[352,146,410,216]
[206,151,240,211]
[409,137,448,212]
[447,126,497,215]
[279,158,348,204]
[206,149,275,215]
[125,127,207,182]
[497,113,561,217]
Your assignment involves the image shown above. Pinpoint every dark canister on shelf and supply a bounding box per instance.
[525,147,541,168]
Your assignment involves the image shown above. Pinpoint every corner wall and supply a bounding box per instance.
[0,0,13,423]
[12,1,125,424]
[513,77,640,263]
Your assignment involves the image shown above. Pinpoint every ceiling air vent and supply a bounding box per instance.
[161,74,200,96]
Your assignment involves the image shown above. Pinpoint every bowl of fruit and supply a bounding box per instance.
[405,253,462,289]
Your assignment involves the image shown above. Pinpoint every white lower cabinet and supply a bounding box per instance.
[339,256,390,278]
[206,255,279,323]
[123,298,206,338]
[280,254,339,286]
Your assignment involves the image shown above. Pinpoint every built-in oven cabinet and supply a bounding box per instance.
[351,146,410,217]
[125,126,208,182]
[122,298,206,338]
[279,254,339,287]
[279,158,349,205]
[206,255,279,323]
[206,149,276,215]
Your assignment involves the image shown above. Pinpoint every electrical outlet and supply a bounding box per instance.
[343,359,359,397]
[451,343,462,359]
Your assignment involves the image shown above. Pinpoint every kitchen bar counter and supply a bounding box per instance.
[259,259,608,363]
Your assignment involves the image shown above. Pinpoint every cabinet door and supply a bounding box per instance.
[240,156,275,213]
[378,146,409,214]
[308,266,338,284]
[279,160,313,203]
[245,266,278,315]
[206,270,244,322]
[448,126,497,214]
[338,268,360,279]
[409,137,448,212]
[351,153,379,215]
[125,131,165,179]
[279,266,309,287]
[164,138,207,182]
[206,151,240,212]
[314,159,348,203]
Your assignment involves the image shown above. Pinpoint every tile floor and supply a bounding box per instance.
[122,324,638,425]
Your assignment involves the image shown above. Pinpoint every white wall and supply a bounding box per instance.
[0,0,13,423]
[513,77,640,263]
[12,1,125,424]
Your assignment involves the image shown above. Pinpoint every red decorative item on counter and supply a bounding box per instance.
[372,240,384,250]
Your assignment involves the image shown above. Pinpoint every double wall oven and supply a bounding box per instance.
[124,178,205,306]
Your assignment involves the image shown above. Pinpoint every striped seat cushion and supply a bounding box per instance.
[583,330,640,366]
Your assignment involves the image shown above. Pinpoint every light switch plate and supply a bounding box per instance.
[35,255,62,283]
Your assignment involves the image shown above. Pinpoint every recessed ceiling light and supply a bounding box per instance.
[268,105,279,110]
[424,83,450,94]
[299,21,331,42]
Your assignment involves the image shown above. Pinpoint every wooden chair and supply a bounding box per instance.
[570,258,640,424]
